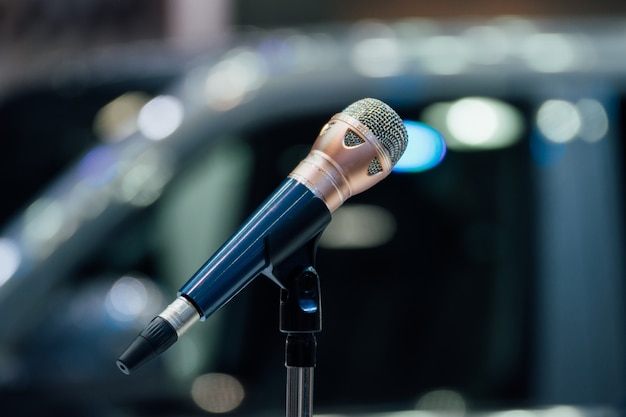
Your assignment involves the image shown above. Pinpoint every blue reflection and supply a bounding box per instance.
[77,146,119,186]
[299,299,319,313]
[394,121,446,173]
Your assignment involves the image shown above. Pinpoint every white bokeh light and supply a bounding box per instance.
[191,373,245,413]
[537,99,581,143]
[447,97,524,149]
[320,204,396,249]
[0,238,21,287]
[522,33,580,73]
[205,48,269,111]
[577,98,609,142]
[105,275,149,322]
[447,98,499,145]
[420,36,470,75]
[137,95,184,141]
[462,25,510,65]
[352,37,403,78]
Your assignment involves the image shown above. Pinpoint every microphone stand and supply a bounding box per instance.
[273,238,322,417]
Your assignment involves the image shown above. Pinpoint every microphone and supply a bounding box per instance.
[116,98,408,374]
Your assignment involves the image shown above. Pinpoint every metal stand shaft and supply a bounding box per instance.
[287,366,315,417]
[279,266,321,417]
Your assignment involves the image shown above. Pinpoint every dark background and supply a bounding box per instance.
[0,1,624,416]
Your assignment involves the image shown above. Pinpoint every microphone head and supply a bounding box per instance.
[289,98,408,212]
[341,98,408,169]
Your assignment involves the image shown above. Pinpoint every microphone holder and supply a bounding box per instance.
[273,236,323,417]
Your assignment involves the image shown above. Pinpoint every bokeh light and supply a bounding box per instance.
[0,238,21,287]
[576,98,609,142]
[352,37,403,78]
[490,410,537,417]
[204,48,269,111]
[461,25,510,65]
[320,204,396,249]
[416,389,466,417]
[521,34,584,73]
[22,197,75,259]
[93,92,151,142]
[77,146,119,187]
[104,276,149,323]
[536,99,581,143]
[543,405,586,417]
[191,373,245,413]
[394,121,446,173]
[104,275,163,325]
[115,149,173,207]
[420,36,470,75]
[137,95,185,140]
[422,97,524,151]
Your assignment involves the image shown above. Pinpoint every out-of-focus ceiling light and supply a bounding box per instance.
[577,98,609,142]
[93,92,150,142]
[419,36,470,75]
[320,204,396,250]
[521,33,582,73]
[536,98,609,144]
[462,25,510,65]
[352,37,403,78]
[137,95,185,140]
[536,99,581,143]
[422,97,524,151]
[191,373,245,413]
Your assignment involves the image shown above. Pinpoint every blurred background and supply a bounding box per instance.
[0,1,625,416]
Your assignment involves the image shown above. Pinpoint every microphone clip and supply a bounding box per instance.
[273,235,322,368]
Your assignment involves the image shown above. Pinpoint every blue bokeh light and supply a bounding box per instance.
[394,121,447,173]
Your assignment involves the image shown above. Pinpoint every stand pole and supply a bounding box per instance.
[286,363,314,417]
[279,266,321,417]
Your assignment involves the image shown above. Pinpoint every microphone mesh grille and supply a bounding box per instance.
[342,98,408,167]
[344,130,365,147]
